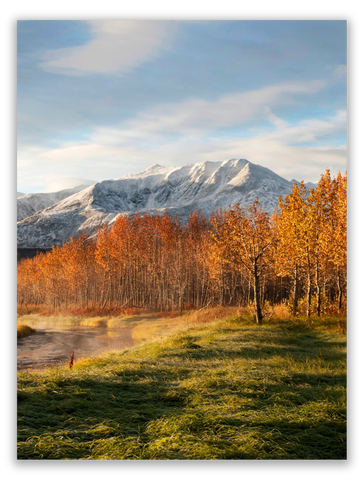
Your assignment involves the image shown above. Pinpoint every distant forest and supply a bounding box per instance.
[17,170,346,324]
[17,248,51,262]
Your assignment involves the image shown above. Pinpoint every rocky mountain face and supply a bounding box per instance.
[17,159,296,249]
[17,185,93,221]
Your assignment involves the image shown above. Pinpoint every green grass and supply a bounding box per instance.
[17,314,346,459]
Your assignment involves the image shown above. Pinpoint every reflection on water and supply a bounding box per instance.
[17,325,134,370]
[17,314,190,371]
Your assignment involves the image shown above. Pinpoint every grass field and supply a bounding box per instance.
[17,312,346,460]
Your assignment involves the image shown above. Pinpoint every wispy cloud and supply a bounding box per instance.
[39,20,175,76]
[187,109,345,178]
[17,143,154,192]
[41,177,95,193]
[18,106,346,192]
[265,107,287,131]
[91,80,327,144]
[334,64,347,79]
[17,20,347,193]
[264,109,346,144]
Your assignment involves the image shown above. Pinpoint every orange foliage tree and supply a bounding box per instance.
[210,200,276,324]
[17,170,347,320]
[274,170,347,316]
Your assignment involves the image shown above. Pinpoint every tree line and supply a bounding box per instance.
[17,170,346,323]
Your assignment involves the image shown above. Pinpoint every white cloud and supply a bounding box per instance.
[265,110,346,145]
[33,142,168,176]
[17,142,157,192]
[37,143,123,161]
[334,64,347,79]
[265,107,287,131]
[41,177,95,193]
[17,81,346,191]
[158,110,346,181]
[133,114,345,183]
[39,20,175,76]
[91,80,326,144]
[18,108,346,191]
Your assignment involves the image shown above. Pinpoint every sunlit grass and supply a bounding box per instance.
[17,312,346,459]
[17,314,130,329]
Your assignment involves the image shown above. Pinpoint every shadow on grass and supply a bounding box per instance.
[17,324,346,460]
[158,330,346,366]
[18,366,346,403]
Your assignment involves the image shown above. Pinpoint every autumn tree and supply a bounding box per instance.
[333,171,347,311]
[316,170,347,312]
[17,170,346,318]
[62,233,97,309]
[275,170,347,317]
[275,182,310,315]
[95,220,126,308]
[211,200,275,324]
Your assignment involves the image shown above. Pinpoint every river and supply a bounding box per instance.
[17,325,135,370]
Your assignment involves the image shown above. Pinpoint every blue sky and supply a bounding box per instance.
[17,20,347,193]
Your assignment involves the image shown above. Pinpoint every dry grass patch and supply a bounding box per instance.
[17,324,36,338]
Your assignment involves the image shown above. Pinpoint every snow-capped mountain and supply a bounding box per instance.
[17,185,93,222]
[17,159,296,249]
[290,179,318,190]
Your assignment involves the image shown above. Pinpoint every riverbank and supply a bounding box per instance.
[17,312,346,459]
[16,312,197,371]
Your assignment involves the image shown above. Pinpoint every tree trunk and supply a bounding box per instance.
[306,269,311,317]
[337,268,343,313]
[293,264,298,316]
[315,261,321,316]
[253,263,263,325]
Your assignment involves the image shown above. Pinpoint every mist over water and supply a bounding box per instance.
[17,325,134,370]
[17,316,190,370]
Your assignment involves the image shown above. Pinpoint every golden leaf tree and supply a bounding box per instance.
[274,182,309,315]
[316,170,347,312]
[211,200,275,324]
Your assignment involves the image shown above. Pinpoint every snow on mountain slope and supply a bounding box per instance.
[17,185,93,222]
[290,179,318,190]
[17,159,294,249]
[17,192,25,198]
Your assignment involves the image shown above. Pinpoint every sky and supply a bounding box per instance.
[17,20,347,193]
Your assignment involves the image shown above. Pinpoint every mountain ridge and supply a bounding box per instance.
[17,159,296,250]
[17,184,94,222]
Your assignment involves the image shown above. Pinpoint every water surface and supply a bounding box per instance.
[17,325,134,370]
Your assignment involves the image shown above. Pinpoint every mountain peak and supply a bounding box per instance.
[18,159,295,249]
[147,163,163,170]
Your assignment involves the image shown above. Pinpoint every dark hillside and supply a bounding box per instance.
[17,248,51,262]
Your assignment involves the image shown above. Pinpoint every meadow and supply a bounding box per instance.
[17,309,346,460]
